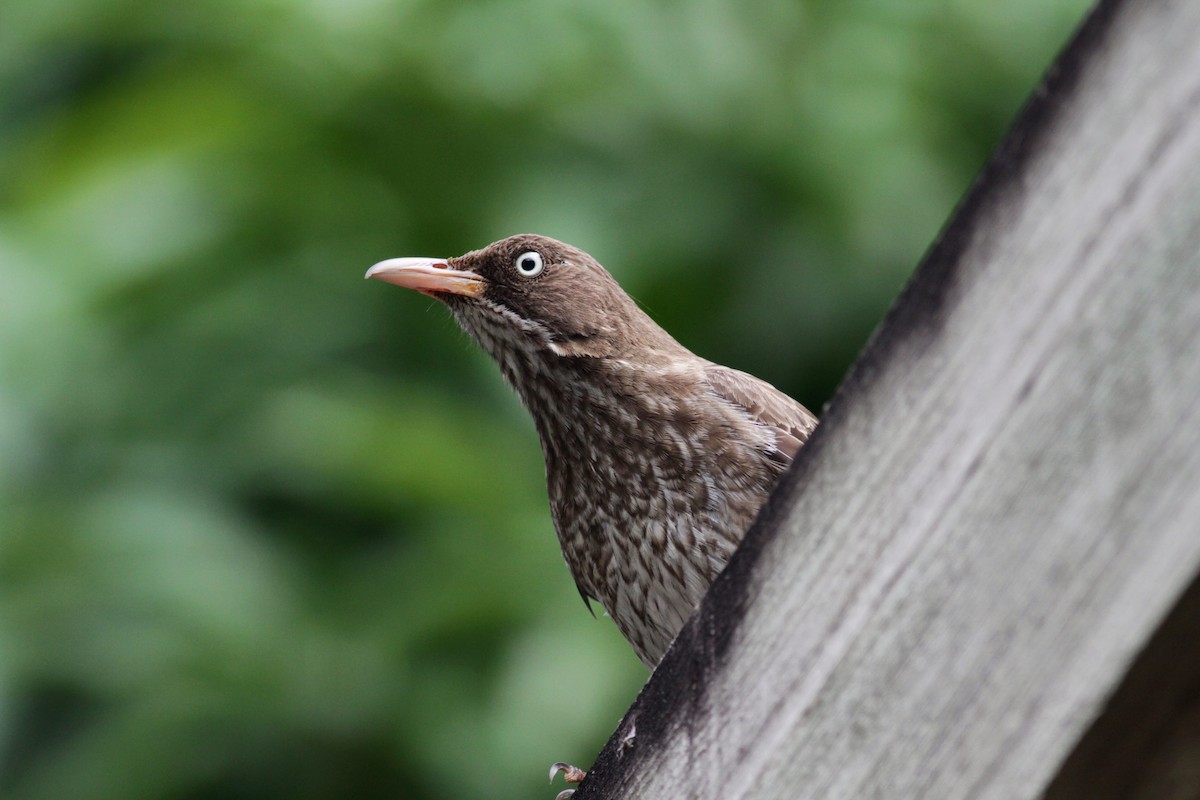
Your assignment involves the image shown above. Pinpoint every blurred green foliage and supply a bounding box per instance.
[0,1,1090,798]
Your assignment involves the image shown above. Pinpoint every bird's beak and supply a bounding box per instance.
[365,257,485,299]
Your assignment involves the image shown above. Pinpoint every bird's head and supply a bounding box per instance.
[366,234,682,361]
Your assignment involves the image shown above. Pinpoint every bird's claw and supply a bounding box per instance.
[550,761,586,798]
[549,762,587,784]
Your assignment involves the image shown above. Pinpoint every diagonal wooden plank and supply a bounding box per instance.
[572,1,1200,797]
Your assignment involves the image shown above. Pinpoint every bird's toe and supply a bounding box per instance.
[550,761,586,799]
[549,762,587,784]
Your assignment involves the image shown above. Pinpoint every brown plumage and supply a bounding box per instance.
[367,234,817,667]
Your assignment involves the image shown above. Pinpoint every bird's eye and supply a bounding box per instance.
[514,251,544,278]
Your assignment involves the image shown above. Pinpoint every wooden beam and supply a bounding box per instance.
[571,0,1200,797]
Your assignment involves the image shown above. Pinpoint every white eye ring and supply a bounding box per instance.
[514,251,544,277]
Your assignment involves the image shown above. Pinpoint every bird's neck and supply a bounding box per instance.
[509,342,697,410]
[453,302,700,447]
[498,346,704,477]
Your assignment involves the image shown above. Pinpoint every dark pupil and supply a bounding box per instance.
[520,257,536,272]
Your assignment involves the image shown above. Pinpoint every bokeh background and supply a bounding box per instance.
[1,1,1092,798]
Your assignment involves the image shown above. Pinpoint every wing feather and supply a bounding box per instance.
[702,365,818,465]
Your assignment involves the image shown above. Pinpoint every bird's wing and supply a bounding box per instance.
[702,364,818,464]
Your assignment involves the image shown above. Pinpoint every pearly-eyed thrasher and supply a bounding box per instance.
[366,234,817,667]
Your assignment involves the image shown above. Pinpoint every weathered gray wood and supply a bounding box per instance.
[572,0,1200,798]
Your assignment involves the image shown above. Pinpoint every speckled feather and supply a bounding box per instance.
[392,234,816,666]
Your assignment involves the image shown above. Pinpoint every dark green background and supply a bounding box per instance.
[0,2,1090,798]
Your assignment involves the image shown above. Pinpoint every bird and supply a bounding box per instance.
[367,234,817,669]
[368,235,817,797]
